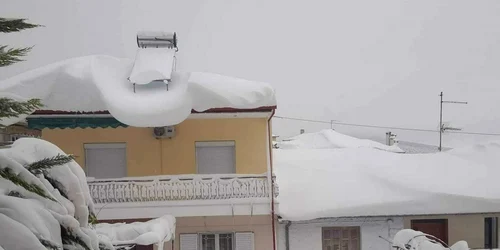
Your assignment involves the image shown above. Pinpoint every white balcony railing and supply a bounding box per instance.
[87,174,278,204]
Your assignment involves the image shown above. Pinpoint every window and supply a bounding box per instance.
[195,141,236,174]
[84,143,126,179]
[200,233,234,250]
[411,219,448,245]
[180,232,254,250]
[485,217,498,249]
[322,227,360,250]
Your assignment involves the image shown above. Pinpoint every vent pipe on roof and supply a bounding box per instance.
[300,129,305,134]
[386,131,397,146]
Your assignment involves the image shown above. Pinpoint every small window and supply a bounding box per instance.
[485,217,498,249]
[195,141,236,174]
[200,233,234,250]
[322,227,360,250]
[84,143,126,179]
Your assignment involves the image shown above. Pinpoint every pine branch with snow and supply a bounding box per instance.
[0,17,40,66]
[27,154,75,175]
[0,45,33,67]
[0,18,40,33]
[0,167,56,201]
[0,97,42,122]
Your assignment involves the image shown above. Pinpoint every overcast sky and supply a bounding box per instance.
[2,0,500,147]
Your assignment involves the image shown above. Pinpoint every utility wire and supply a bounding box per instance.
[274,115,500,137]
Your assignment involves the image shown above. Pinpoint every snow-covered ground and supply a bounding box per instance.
[277,129,405,153]
[0,138,175,250]
[0,55,276,127]
[275,130,500,221]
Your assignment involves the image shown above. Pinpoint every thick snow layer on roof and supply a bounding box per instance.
[275,142,500,221]
[0,138,175,249]
[278,129,405,153]
[0,55,276,127]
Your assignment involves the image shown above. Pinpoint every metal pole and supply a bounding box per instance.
[439,92,443,151]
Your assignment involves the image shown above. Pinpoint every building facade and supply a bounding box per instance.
[28,107,278,250]
[277,214,500,250]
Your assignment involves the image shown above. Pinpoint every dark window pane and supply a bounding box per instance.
[201,234,215,250]
[350,228,358,238]
[332,229,340,239]
[342,229,349,239]
[219,233,233,250]
[324,229,331,239]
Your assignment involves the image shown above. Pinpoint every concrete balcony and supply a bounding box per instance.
[87,174,278,220]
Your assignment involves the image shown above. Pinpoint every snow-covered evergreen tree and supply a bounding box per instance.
[0,16,174,250]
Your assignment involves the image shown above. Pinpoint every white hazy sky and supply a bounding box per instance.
[2,0,500,147]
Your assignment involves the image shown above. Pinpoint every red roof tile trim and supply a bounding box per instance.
[32,106,277,115]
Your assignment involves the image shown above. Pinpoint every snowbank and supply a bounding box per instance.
[0,55,276,127]
[278,129,404,153]
[275,142,500,221]
[393,229,469,250]
[0,138,175,249]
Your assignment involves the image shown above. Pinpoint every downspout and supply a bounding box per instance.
[267,109,277,250]
[285,220,292,250]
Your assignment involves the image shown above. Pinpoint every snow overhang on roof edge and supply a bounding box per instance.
[31,106,277,115]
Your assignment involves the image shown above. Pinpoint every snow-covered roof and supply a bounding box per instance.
[0,55,276,127]
[278,129,405,153]
[275,142,500,221]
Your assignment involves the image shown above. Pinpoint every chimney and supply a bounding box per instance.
[300,129,305,134]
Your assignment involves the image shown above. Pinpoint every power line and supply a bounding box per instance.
[274,115,500,136]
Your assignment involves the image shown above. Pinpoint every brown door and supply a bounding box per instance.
[411,219,448,245]
[132,245,153,250]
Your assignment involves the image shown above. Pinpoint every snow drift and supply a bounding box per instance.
[275,142,500,221]
[393,229,469,250]
[0,55,276,127]
[95,215,176,248]
[0,138,175,249]
[278,129,405,153]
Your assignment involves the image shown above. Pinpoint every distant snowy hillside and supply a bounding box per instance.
[274,142,500,221]
[277,129,405,153]
[0,56,276,127]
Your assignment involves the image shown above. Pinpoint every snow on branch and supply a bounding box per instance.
[0,138,175,249]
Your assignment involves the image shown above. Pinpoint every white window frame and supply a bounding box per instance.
[198,232,235,250]
[195,141,236,174]
[84,143,127,178]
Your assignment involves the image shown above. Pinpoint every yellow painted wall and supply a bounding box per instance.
[41,118,269,176]
[404,213,500,248]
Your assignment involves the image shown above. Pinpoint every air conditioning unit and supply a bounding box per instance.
[153,126,175,139]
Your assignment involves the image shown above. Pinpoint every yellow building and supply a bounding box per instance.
[28,106,278,250]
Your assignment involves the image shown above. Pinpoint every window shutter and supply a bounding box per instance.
[84,143,127,179]
[195,142,235,174]
[180,234,198,250]
[235,232,254,250]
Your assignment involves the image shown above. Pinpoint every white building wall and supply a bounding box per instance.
[278,217,404,250]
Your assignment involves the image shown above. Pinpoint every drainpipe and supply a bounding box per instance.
[267,109,277,250]
[387,218,394,250]
[285,220,292,250]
